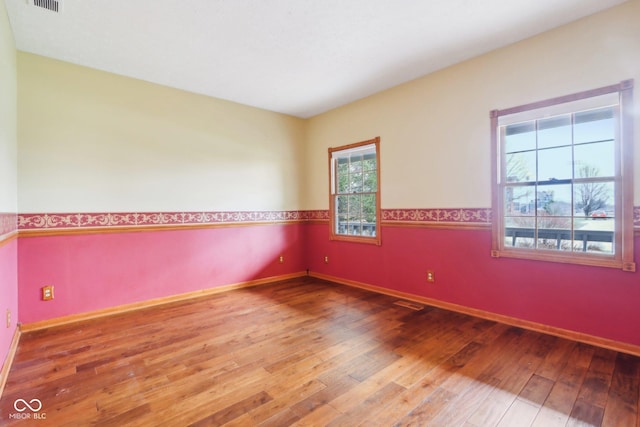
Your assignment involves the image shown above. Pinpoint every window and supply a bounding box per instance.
[491,80,635,271]
[329,137,381,245]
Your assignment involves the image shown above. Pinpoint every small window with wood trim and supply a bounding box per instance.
[491,80,634,271]
[329,137,381,245]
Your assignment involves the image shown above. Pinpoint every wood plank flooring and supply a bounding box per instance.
[1,277,638,426]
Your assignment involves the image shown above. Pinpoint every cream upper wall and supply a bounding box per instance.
[0,0,17,212]
[15,1,640,213]
[18,54,306,213]
[304,0,640,210]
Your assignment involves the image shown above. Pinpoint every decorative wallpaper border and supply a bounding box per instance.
[383,207,640,227]
[382,208,492,224]
[15,207,640,232]
[0,213,18,237]
[18,210,329,231]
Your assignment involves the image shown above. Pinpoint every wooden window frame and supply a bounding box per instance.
[328,137,381,245]
[490,80,635,271]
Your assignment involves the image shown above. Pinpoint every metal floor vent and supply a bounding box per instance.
[29,0,62,13]
[393,300,424,311]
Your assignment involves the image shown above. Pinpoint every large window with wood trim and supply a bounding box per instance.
[329,137,381,245]
[491,80,635,271]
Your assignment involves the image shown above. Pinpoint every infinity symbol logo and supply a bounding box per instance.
[13,398,42,412]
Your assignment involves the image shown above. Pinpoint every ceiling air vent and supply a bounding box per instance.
[28,0,63,13]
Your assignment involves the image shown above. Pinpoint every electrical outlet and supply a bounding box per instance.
[324,256,329,264]
[426,271,435,283]
[42,285,54,301]
[278,255,284,264]
[6,309,10,328]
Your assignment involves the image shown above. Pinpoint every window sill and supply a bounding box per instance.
[491,249,635,272]
[330,234,381,246]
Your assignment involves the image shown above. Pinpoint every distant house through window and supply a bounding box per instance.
[491,80,635,271]
[329,137,381,245]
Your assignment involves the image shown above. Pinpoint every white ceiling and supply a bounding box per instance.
[4,0,628,118]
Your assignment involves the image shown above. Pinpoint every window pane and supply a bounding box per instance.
[349,155,363,173]
[336,215,347,234]
[537,182,573,252]
[337,162,349,193]
[505,151,535,183]
[538,115,571,149]
[336,195,348,215]
[366,225,376,237]
[505,216,535,229]
[574,107,615,144]
[538,183,572,216]
[536,224,570,251]
[537,214,571,231]
[347,222,362,235]
[347,194,362,221]
[362,199,377,236]
[574,141,614,178]
[504,216,534,248]
[336,192,348,235]
[361,194,376,223]
[505,186,535,216]
[538,146,572,181]
[363,172,377,192]
[363,157,377,172]
[349,172,363,193]
[505,122,536,153]
[574,181,614,219]
[574,219,614,254]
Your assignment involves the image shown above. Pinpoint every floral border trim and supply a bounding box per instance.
[0,213,18,237]
[14,207,640,231]
[384,207,640,227]
[382,208,492,224]
[18,210,330,230]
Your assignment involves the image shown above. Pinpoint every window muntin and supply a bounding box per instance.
[329,137,381,244]
[491,81,634,271]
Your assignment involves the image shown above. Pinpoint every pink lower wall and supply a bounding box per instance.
[14,214,640,348]
[305,223,640,347]
[0,238,18,369]
[18,224,305,324]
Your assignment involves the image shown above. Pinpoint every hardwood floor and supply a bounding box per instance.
[1,277,638,426]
